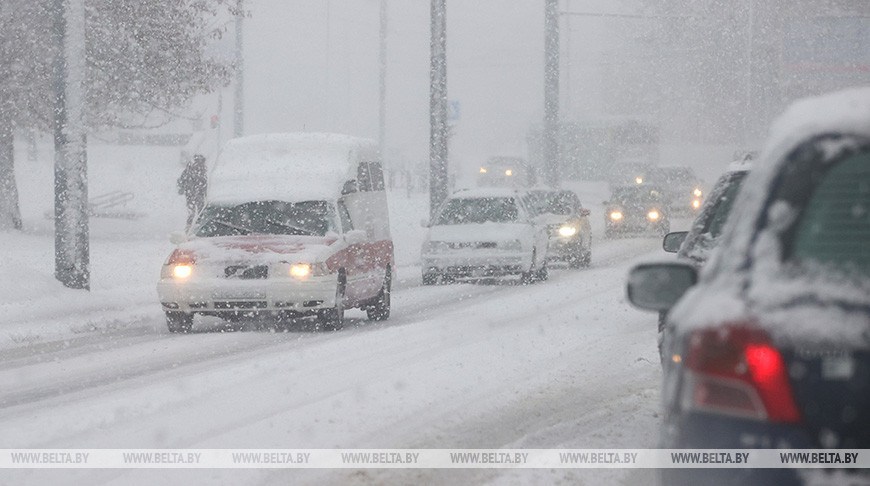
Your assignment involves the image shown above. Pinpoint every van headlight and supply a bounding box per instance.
[647,210,660,220]
[423,241,450,253]
[284,262,329,279]
[610,211,623,220]
[162,264,193,279]
[558,225,578,237]
[693,188,702,197]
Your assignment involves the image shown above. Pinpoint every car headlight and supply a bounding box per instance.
[693,188,702,197]
[610,211,623,220]
[423,241,450,253]
[500,240,523,251]
[647,210,660,220]
[558,225,577,237]
[171,264,192,279]
[286,262,329,279]
[692,199,701,209]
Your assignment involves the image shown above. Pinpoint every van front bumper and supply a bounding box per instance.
[157,275,338,316]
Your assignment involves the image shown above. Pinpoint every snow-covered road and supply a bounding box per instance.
[1,235,663,485]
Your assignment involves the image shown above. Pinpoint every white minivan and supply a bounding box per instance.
[157,133,394,332]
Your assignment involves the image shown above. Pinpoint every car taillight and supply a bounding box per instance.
[682,324,801,423]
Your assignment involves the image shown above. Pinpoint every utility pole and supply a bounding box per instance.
[378,0,387,157]
[543,0,560,188]
[52,0,89,290]
[741,0,754,146]
[429,0,448,220]
[233,0,244,138]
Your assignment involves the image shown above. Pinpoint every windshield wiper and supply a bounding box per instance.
[264,219,315,236]
[211,219,252,235]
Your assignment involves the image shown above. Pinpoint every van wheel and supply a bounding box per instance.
[166,312,193,333]
[367,267,391,321]
[318,276,345,331]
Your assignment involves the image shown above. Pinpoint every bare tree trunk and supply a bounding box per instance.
[0,117,22,230]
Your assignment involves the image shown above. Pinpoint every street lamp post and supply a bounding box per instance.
[379,0,388,157]
[543,0,560,188]
[429,0,448,220]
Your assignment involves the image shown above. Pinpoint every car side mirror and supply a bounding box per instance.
[344,229,368,245]
[341,180,358,195]
[662,231,688,253]
[420,218,430,228]
[626,262,698,312]
[170,231,188,245]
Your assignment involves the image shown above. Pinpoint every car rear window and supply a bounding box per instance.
[792,151,870,275]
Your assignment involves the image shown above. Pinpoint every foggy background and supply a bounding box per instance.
[210,0,870,183]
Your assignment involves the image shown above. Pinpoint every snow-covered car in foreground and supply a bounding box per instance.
[627,87,870,485]
[523,188,592,268]
[421,188,549,284]
[157,133,394,333]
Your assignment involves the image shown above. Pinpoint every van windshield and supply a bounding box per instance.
[194,200,334,237]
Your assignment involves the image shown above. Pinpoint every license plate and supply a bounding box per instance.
[211,290,266,300]
[822,355,855,380]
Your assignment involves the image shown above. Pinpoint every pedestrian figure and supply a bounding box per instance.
[178,154,208,229]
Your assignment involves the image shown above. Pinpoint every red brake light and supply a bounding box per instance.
[684,324,801,423]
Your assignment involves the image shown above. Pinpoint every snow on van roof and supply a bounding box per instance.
[207,133,378,204]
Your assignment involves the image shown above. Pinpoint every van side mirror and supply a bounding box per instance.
[341,180,358,195]
[626,262,698,312]
[663,231,688,253]
[170,231,188,245]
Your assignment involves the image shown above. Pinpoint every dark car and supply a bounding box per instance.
[647,166,705,216]
[477,156,534,188]
[523,188,593,268]
[626,87,870,485]
[604,185,670,238]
